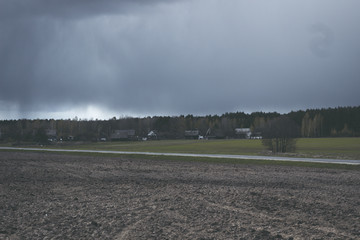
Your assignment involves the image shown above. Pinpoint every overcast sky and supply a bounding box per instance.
[1,0,359,119]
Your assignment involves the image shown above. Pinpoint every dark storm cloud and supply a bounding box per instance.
[0,0,181,20]
[0,0,183,117]
[0,0,359,119]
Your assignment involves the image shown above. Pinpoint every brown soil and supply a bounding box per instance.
[1,152,359,240]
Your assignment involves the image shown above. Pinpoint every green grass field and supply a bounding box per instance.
[41,139,263,156]
[37,137,360,160]
[1,138,359,169]
[296,138,360,159]
[2,137,359,159]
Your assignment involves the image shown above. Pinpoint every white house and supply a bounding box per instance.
[235,128,252,139]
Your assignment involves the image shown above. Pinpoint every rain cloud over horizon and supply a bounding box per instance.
[1,0,359,119]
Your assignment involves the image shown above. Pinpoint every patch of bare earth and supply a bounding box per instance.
[1,152,359,239]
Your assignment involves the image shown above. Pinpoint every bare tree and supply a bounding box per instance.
[261,116,300,153]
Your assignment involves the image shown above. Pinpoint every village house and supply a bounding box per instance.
[46,129,57,141]
[110,130,136,141]
[185,130,200,139]
[147,130,157,140]
[235,128,252,139]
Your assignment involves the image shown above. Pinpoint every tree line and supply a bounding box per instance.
[0,106,359,143]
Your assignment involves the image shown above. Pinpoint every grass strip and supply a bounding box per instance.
[1,149,359,171]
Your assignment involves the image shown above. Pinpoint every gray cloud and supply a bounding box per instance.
[309,23,333,58]
[0,0,359,119]
[0,0,182,20]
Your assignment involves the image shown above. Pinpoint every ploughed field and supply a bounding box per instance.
[1,152,359,239]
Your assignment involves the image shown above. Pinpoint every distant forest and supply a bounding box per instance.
[0,106,359,143]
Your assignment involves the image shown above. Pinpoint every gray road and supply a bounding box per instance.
[1,147,359,165]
